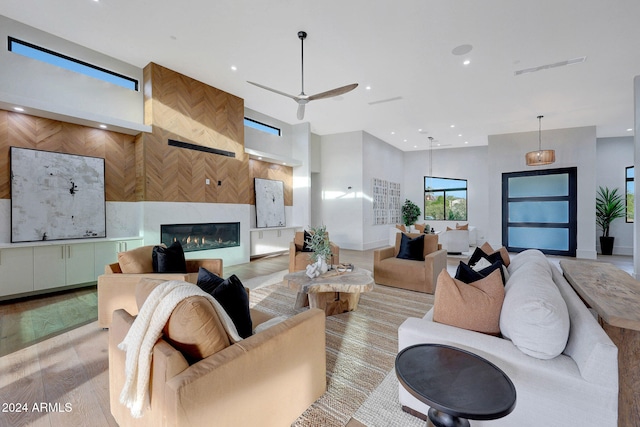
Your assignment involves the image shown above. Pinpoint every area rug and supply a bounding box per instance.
[249,280,434,427]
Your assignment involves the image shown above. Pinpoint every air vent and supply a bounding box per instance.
[168,139,235,158]
[368,96,403,106]
[514,56,587,76]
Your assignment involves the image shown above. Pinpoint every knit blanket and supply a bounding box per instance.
[118,280,242,418]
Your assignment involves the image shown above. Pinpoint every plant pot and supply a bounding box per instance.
[600,236,615,255]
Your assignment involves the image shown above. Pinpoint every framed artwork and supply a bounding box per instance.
[254,178,286,228]
[10,147,106,242]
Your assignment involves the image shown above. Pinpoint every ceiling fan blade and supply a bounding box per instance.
[247,81,299,100]
[297,103,306,120]
[308,83,359,101]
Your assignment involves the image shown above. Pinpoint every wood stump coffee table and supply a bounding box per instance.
[396,344,516,427]
[284,267,374,316]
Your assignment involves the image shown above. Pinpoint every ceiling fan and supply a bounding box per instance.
[248,31,358,120]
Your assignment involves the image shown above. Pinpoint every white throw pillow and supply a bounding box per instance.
[500,271,570,359]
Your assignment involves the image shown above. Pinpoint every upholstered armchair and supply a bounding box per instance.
[97,245,223,328]
[289,231,340,272]
[373,232,447,294]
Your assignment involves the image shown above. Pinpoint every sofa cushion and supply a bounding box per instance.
[395,224,407,232]
[302,230,314,252]
[397,233,425,261]
[455,260,505,284]
[500,267,570,359]
[163,295,231,363]
[195,267,225,294]
[480,242,511,267]
[152,241,187,273]
[118,245,156,274]
[197,272,252,339]
[468,246,503,268]
[433,269,505,335]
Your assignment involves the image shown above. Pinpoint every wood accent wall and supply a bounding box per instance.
[249,159,293,206]
[136,63,250,203]
[0,110,137,201]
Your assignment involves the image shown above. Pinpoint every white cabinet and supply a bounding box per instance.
[33,243,95,291]
[94,239,143,278]
[250,227,299,257]
[0,247,34,297]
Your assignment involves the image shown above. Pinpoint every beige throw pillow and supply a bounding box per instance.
[480,242,511,267]
[433,269,505,335]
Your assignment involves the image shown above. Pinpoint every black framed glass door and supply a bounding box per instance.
[502,167,577,256]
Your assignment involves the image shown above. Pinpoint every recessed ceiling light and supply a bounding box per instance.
[458,134,462,137]
[258,157,263,160]
[627,128,633,132]
[231,65,237,71]
[283,162,287,165]
[13,107,24,112]
[99,124,107,129]
[463,59,471,66]
[465,141,469,144]
[437,143,441,147]
[413,145,417,148]
[450,124,455,128]
[391,131,395,135]
[365,86,371,90]
[418,128,423,132]
[403,139,408,142]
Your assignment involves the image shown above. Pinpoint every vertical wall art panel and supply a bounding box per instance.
[254,177,285,228]
[389,181,402,224]
[11,147,106,242]
[372,178,389,225]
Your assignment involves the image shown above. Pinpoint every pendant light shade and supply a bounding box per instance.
[526,115,555,166]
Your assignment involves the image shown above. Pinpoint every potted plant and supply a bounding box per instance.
[596,186,625,255]
[402,199,421,230]
[305,225,332,272]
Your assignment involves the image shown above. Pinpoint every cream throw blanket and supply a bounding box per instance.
[118,280,242,418]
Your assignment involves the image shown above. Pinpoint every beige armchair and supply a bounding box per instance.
[97,245,222,328]
[373,232,447,294]
[289,231,340,272]
[109,283,326,427]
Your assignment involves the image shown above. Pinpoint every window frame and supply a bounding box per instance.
[423,176,468,221]
[8,37,138,91]
[243,117,281,136]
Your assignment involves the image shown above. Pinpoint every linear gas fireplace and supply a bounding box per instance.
[161,222,240,253]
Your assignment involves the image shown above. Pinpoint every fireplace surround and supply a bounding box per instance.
[161,222,240,252]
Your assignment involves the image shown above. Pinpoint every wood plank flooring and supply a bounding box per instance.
[0,249,633,426]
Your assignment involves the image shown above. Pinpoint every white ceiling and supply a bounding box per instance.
[2,0,640,151]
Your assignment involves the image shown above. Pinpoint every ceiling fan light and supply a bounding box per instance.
[525,149,555,166]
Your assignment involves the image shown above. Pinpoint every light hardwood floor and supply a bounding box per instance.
[0,249,633,426]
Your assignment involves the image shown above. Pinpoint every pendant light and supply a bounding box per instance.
[426,137,436,201]
[526,115,555,166]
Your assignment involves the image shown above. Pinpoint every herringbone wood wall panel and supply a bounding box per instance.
[137,63,250,203]
[249,160,293,206]
[0,110,137,201]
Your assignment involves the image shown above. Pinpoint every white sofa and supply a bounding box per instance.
[439,229,469,254]
[398,250,619,426]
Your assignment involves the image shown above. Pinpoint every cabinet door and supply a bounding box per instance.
[94,241,120,279]
[33,246,67,290]
[65,243,95,285]
[0,247,34,297]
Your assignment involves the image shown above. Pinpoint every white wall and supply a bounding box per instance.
[291,122,311,228]
[319,131,364,249]
[596,136,634,255]
[403,146,490,243]
[244,107,295,158]
[488,126,597,259]
[0,15,144,131]
[362,132,406,249]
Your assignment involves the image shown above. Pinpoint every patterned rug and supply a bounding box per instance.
[249,280,434,427]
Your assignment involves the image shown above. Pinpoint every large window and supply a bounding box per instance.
[8,37,138,91]
[626,166,634,223]
[424,176,467,221]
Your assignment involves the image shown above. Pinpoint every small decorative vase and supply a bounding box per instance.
[318,258,329,274]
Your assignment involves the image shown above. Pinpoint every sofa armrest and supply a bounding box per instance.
[289,241,299,272]
[185,259,223,276]
[329,242,340,265]
[374,246,395,264]
[424,248,447,290]
[164,308,327,427]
